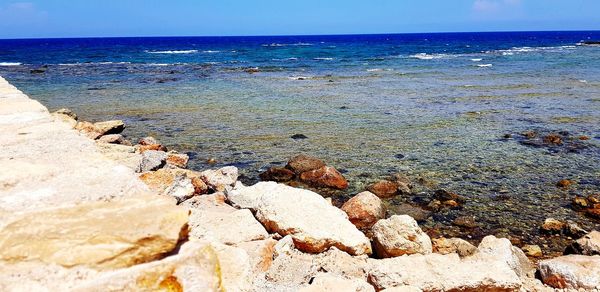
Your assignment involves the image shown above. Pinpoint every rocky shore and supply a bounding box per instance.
[1,75,600,291]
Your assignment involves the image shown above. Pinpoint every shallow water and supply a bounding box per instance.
[1,32,599,253]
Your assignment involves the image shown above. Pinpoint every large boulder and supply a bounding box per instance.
[299,166,348,190]
[367,252,522,291]
[187,194,269,245]
[565,230,600,256]
[0,195,188,270]
[474,235,535,278]
[227,182,371,256]
[286,154,326,174]
[538,255,600,289]
[372,215,432,258]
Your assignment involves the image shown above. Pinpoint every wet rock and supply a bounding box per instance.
[53,108,78,120]
[30,65,48,74]
[286,154,326,174]
[166,152,189,169]
[543,133,563,145]
[564,231,600,256]
[259,167,295,182]
[564,221,588,238]
[290,134,308,140]
[367,180,399,198]
[388,203,431,222]
[521,130,537,138]
[200,166,239,192]
[299,166,349,190]
[136,150,167,172]
[0,195,188,270]
[452,215,478,228]
[431,237,477,257]
[139,136,159,145]
[572,196,590,209]
[341,191,385,230]
[538,255,600,289]
[93,120,125,135]
[541,218,565,234]
[587,208,600,219]
[372,215,432,258]
[227,182,372,255]
[522,245,543,257]
[556,179,572,188]
[434,189,464,203]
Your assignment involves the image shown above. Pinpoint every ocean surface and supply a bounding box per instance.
[1,31,599,252]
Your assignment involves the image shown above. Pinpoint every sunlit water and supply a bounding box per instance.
[1,32,599,253]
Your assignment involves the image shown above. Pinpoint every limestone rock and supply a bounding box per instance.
[0,195,188,270]
[372,215,432,258]
[166,152,189,169]
[286,154,326,174]
[71,240,222,291]
[342,191,385,230]
[299,166,348,190]
[522,244,543,257]
[75,121,102,139]
[93,120,125,135]
[139,168,177,192]
[163,173,195,203]
[367,253,522,291]
[188,200,269,245]
[541,218,565,234]
[259,167,295,182]
[137,150,167,172]
[431,237,477,257]
[380,286,422,292]
[474,235,535,278]
[200,166,239,192]
[538,255,600,289]
[213,244,253,292]
[51,112,77,128]
[235,239,278,274]
[53,108,77,120]
[266,244,318,285]
[139,136,159,145]
[299,274,375,292]
[97,134,131,145]
[565,230,600,256]
[314,247,369,281]
[227,182,371,255]
[367,180,398,198]
[138,143,168,153]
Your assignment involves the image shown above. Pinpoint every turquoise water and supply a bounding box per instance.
[1,32,599,252]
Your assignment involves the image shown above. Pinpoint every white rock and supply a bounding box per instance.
[228,182,372,256]
[200,166,239,191]
[136,150,167,172]
[538,255,600,289]
[372,215,432,258]
[474,235,534,278]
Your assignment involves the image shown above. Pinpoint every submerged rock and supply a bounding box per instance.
[227,182,372,256]
[372,215,432,258]
[522,245,543,258]
[259,167,295,182]
[299,166,348,190]
[341,191,386,230]
[538,255,600,289]
[286,154,326,174]
[564,231,600,256]
[541,218,565,234]
[367,180,399,198]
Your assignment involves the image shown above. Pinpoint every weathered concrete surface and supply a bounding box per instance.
[0,76,151,222]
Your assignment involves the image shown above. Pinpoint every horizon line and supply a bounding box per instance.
[1,29,599,41]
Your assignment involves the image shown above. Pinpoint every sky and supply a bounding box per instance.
[0,0,598,39]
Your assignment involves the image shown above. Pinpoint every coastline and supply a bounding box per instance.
[1,75,600,290]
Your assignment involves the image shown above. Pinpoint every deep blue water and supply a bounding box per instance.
[1,31,599,251]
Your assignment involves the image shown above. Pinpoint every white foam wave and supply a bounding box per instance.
[490,45,578,56]
[313,57,334,61]
[471,58,483,62]
[146,50,198,54]
[272,57,298,61]
[262,43,313,47]
[0,62,21,66]
[477,64,493,68]
[202,50,220,53]
[410,53,448,60]
[288,76,312,80]
[58,62,131,66]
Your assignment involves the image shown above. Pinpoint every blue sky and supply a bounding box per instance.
[0,0,598,38]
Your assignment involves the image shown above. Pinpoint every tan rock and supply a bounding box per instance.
[71,240,222,292]
[139,136,159,145]
[53,108,77,120]
[97,134,129,145]
[139,143,168,153]
[286,154,326,174]
[380,286,422,292]
[139,168,177,192]
[522,244,543,257]
[314,247,369,281]
[342,191,385,230]
[367,180,398,198]
[299,166,348,190]
[538,255,600,289]
[431,237,477,257]
[213,244,253,292]
[228,182,371,256]
[51,112,77,128]
[166,152,189,169]
[474,235,535,278]
[93,120,125,135]
[266,243,317,285]
[75,121,102,139]
[541,218,565,233]
[0,195,188,270]
[163,173,195,203]
[188,205,269,245]
[372,215,432,258]
[235,239,278,273]
[299,274,375,292]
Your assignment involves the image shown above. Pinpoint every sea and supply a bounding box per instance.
[1,31,599,253]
